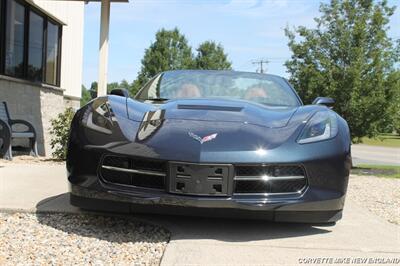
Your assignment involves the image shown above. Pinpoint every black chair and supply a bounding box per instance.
[0,101,38,160]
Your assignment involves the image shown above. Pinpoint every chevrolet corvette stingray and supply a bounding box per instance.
[67,70,351,223]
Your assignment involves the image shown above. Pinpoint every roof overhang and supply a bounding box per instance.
[59,0,129,2]
[26,0,67,25]
[26,0,129,26]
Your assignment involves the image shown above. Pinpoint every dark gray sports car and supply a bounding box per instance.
[67,70,351,223]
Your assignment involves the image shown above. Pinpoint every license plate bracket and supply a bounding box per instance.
[169,162,232,196]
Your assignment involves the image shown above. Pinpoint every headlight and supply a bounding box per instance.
[297,111,338,144]
[82,101,114,134]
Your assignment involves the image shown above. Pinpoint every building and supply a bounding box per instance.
[0,0,84,156]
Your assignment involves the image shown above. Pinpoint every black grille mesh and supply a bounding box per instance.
[100,155,166,190]
[235,180,270,193]
[132,159,166,172]
[101,168,131,185]
[103,156,130,169]
[234,165,306,194]
[132,173,165,189]
[270,179,306,193]
[273,166,304,177]
[235,165,304,177]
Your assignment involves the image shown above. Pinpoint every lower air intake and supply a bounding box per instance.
[100,155,166,190]
[234,165,307,194]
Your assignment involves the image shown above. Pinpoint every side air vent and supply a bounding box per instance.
[177,104,243,112]
[100,155,167,190]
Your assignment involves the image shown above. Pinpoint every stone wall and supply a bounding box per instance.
[63,95,81,110]
[0,76,66,156]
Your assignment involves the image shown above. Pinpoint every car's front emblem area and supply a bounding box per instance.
[188,132,218,144]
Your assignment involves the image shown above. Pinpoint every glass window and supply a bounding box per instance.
[136,71,301,107]
[0,0,2,66]
[27,11,43,82]
[45,21,59,85]
[1,0,62,84]
[5,0,25,78]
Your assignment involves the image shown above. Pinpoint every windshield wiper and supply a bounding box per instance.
[147,97,169,102]
[260,103,294,108]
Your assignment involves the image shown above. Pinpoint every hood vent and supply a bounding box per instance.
[177,104,243,112]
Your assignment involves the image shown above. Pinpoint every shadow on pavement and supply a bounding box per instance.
[34,211,170,244]
[36,193,332,243]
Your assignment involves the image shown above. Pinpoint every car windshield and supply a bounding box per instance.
[135,70,301,107]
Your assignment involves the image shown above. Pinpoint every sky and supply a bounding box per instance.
[82,0,400,88]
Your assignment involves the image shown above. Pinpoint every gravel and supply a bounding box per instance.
[347,175,400,225]
[0,155,64,166]
[0,213,170,265]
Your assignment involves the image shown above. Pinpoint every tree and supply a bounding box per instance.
[131,28,234,95]
[132,28,194,93]
[80,85,92,107]
[89,81,98,99]
[119,79,130,90]
[195,41,232,70]
[285,0,400,141]
[89,81,98,91]
[382,70,400,134]
[49,107,75,160]
[87,80,133,98]
[107,82,119,92]
[119,79,140,97]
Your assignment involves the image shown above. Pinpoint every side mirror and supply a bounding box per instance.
[110,89,130,98]
[312,97,335,108]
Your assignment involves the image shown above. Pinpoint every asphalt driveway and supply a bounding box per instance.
[352,144,400,166]
[0,161,399,265]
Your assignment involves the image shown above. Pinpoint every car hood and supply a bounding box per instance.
[127,98,298,128]
[85,96,324,162]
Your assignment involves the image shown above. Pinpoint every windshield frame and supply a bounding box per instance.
[134,70,303,107]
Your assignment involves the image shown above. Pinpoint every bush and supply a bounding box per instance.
[49,107,75,160]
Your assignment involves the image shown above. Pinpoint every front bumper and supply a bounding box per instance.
[67,105,351,223]
[67,145,351,223]
[68,148,350,223]
[69,165,347,223]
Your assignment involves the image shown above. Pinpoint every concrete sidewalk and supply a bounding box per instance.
[0,163,68,211]
[0,162,399,265]
[160,200,400,265]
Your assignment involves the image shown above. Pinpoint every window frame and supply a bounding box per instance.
[27,8,45,82]
[0,0,62,87]
[0,0,6,74]
[44,18,62,86]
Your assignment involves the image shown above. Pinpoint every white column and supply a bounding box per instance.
[98,0,111,96]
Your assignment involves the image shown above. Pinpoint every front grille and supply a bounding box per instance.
[234,165,307,194]
[235,165,304,177]
[270,179,306,193]
[103,156,130,169]
[101,167,131,185]
[235,180,270,193]
[100,155,166,190]
[99,157,307,196]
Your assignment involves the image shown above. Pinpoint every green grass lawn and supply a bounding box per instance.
[360,133,400,148]
[352,164,400,178]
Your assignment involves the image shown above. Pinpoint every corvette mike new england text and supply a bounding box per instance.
[298,257,400,264]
